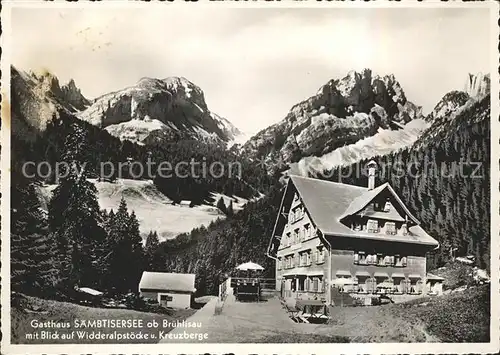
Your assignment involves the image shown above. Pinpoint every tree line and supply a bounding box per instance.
[319,95,491,271]
[15,111,274,204]
[12,124,144,298]
[143,95,491,296]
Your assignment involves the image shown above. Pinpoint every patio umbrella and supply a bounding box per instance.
[236,261,264,271]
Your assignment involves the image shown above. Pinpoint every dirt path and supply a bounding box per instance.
[159,295,437,343]
[159,294,340,343]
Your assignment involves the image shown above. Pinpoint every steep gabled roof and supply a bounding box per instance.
[286,175,438,247]
[339,182,420,224]
[290,175,367,233]
[139,272,196,293]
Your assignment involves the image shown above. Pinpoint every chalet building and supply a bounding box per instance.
[267,162,443,305]
[139,271,196,309]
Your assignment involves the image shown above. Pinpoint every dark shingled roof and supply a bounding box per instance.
[288,175,438,247]
[139,272,196,293]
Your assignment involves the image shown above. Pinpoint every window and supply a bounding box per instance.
[367,219,379,233]
[356,252,366,265]
[368,254,378,265]
[306,252,311,266]
[354,253,360,264]
[395,255,407,267]
[313,278,319,292]
[377,254,385,266]
[298,278,305,291]
[401,223,408,236]
[304,224,311,239]
[384,201,392,212]
[286,233,291,247]
[386,222,397,235]
[317,248,325,264]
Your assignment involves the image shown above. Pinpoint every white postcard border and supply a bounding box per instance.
[1,1,499,354]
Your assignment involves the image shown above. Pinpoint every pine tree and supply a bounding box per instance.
[11,182,60,295]
[145,231,160,270]
[127,210,145,290]
[103,198,145,293]
[145,231,159,254]
[48,123,106,290]
[227,200,235,217]
[216,197,227,214]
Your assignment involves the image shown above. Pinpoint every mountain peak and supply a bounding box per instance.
[77,74,239,144]
[11,66,90,135]
[243,69,421,170]
[465,72,490,99]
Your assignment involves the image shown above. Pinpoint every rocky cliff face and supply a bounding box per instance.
[78,76,240,144]
[11,66,90,139]
[415,73,490,149]
[242,69,422,167]
[60,79,91,111]
[465,73,490,99]
[11,66,242,145]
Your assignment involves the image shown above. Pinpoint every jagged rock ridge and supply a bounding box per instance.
[415,72,490,149]
[465,73,490,99]
[242,69,423,166]
[11,66,91,139]
[78,76,241,145]
[11,66,243,146]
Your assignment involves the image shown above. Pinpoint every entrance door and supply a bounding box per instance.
[159,294,173,307]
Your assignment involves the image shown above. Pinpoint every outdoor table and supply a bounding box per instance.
[295,300,328,322]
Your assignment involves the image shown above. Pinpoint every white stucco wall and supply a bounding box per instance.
[157,292,191,309]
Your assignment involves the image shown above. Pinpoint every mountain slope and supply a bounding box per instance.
[11,66,90,139]
[415,73,490,150]
[11,66,243,147]
[78,76,241,145]
[289,118,429,176]
[242,69,423,169]
[321,94,490,270]
[35,178,255,241]
[152,74,491,296]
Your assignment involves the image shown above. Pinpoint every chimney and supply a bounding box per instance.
[366,160,378,190]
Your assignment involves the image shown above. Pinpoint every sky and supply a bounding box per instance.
[11,6,491,134]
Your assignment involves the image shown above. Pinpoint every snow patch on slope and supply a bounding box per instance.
[36,179,255,242]
[105,117,168,144]
[290,118,429,176]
